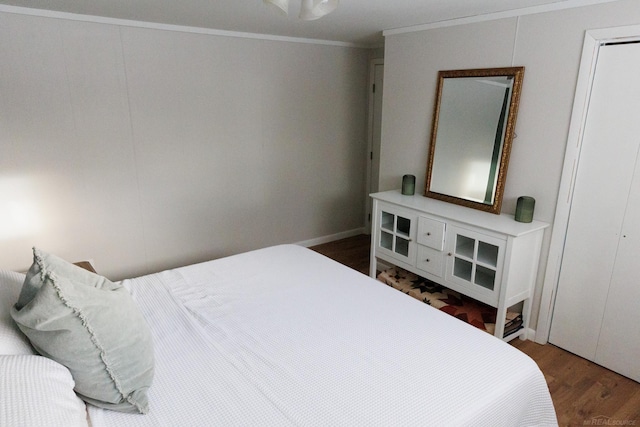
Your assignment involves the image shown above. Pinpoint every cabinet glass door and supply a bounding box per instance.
[446,227,504,305]
[452,233,499,290]
[378,208,414,260]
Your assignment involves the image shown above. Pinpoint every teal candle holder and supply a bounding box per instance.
[515,196,535,223]
[402,175,416,195]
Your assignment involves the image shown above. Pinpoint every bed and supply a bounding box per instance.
[1,244,557,426]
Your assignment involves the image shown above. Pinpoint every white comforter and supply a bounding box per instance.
[88,244,557,426]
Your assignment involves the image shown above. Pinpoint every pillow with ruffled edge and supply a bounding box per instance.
[0,270,34,355]
[11,248,154,414]
[0,354,89,427]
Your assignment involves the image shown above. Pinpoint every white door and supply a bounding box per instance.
[595,139,640,381]
[549,42,640,382]
[365,60,384,233]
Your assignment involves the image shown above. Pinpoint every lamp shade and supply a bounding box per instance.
[299,0,339,20]
[264,0,289,15]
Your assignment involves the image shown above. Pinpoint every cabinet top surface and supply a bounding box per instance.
[371,190,549,237]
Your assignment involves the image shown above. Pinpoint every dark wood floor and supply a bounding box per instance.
[310,234,640,427]
[311,233,371,275]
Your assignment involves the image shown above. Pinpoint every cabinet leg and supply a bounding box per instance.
[369,259,377,278]
[520,298,532,341]
[494,305,507,339]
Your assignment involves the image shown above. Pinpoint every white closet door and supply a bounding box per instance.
[550,42,640,373]
[594,130,640,382]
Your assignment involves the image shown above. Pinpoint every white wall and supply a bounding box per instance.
[0,11,369,279]
[380,0,640,329]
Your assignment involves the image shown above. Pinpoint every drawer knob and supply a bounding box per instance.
[448,252,452,256]
[426,232,431,236]
[426,258,430,262]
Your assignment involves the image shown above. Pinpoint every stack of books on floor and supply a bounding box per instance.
[503,312,523,337]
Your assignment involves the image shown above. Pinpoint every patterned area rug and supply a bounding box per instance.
[377,267,522,337]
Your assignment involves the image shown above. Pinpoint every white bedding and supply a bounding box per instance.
[0,355,89,427]
[84,244,556,426]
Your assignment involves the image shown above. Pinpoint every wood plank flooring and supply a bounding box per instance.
[310,234,640,427]
[310,233,371,275]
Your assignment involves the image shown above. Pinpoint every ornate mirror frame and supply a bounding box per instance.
[425,67,524,214]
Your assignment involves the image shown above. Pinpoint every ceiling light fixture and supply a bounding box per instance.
[264,0,339,21]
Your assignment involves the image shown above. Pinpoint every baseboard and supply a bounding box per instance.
[522,328,536,341]
[296,228,367,248]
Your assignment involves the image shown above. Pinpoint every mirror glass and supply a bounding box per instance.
[425,67,524,214]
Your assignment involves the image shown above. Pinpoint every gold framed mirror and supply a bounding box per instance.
[425,67,524,214]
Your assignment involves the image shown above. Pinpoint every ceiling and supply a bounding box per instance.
[0,0,618,46]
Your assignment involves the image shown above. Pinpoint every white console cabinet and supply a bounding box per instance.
[370,190,549,341]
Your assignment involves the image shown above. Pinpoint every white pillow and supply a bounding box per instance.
[0,270,34,355]
[0,354,88,427]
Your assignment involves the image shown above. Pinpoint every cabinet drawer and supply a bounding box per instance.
[416,246,444,277]
[417,217,445,250]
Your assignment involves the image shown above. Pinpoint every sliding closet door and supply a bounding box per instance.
[550,42,640,380]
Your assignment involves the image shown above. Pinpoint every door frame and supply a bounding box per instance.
[364,58,384,234]
[535,24,640,344]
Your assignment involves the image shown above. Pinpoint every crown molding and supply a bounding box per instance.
[383,0,621,36]
[0,5,369,48]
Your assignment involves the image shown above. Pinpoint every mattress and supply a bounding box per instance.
[87,244,557,426]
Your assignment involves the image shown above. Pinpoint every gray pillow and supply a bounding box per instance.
[11,248,154,414]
